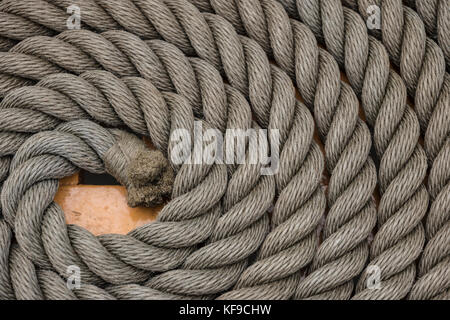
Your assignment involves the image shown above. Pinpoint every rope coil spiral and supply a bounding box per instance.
[0,0,448,300]
[247,0,430,300]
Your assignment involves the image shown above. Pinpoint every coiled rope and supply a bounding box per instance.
[0,25,328,298]
[178,0,379,300]
[0,0,447,300]
[1,69,234,298]
[329,0,450,301]
[199,0,448,301]
[253,0,430,300]
[1,0,379,299]
[406,0,449,70]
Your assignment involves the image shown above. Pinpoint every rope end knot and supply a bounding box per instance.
[126,149,174,207]
[104,131,174,207]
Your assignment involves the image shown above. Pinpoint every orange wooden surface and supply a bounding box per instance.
[55,182,162,235]
[54,136,162,236]
[60,172,81,186]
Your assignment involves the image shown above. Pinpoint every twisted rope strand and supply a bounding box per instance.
[406,0,449,70]
[0,28,311,297]
[0,71,230,298]
[0,15,328,298]
[341,0,449,129]
[268,0,429,300]
[1,120,226,298]
[409,74,450,300]
[270,0,448,301]
[185,0,378,300]
[143,88,275,297]
[0,0,442,300]
[0,218,14,299]
[1,81,276,298]
[334,0,450,300]
[217,74,326,299]
[45,0,375,300]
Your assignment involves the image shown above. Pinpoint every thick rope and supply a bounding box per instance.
[407,0,449,70]
[2,0,442,298]
[265,0,449,301]
[2,120,225,298]
[182,0,378,300]
[272,1,450,298]
[5,98,271,296]
[0,69,235,298]
[106,0,371,300]
[408,74,450,300]
[0,48,325,297]
[0,58,284,298]
[218,92,326,299]
[332,0,450,301]
[4,114,273,299]
[2,119,213,299]
[266,0,429,300]
[0,23,327,298]
[142,91,275,297]
[16,0,375,299]
[342,0,448,126]
[0,39,323,299]
[0,9,330,298]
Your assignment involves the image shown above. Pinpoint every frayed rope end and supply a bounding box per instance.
[103,131,174,207]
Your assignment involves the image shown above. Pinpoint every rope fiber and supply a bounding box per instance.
[0,0,448,300]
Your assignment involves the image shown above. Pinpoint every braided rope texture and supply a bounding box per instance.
[265,0,433,300]
[305,0,449,300]
[0,0,448,300]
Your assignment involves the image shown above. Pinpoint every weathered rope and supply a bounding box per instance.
[1,84,230,298]
[342,0,449,128]
[409,75,450,300]
[0,26,328,299]
[0,6,331,298]
[0,57,282,298]
[271,0,449,300]
[6,116,271,299]
[332,0,450,301]
[0,0,377,299]
[405,0,449,70]
[175,0,378,300]
[0,0,446,300]
[0,39,254,297]
[64,1,375,295]
[256,0,430,300]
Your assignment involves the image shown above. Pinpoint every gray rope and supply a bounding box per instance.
[1,116,227,298]
[1,0,376,299]
[0,30,318,298]
[270,0,448,301]
[270,0,429,300]
[407,0,449,70]
[0,10,329,298]
[0,218,14,299]
[218,85,326,299]
[408,74,450,300]
[142,87,275,297]
[343,0,448,127]
[185,0,378,300]
[336,0,450,301]
[1,0,444,300]
[0,82,276,298]
[0,71,231,298]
